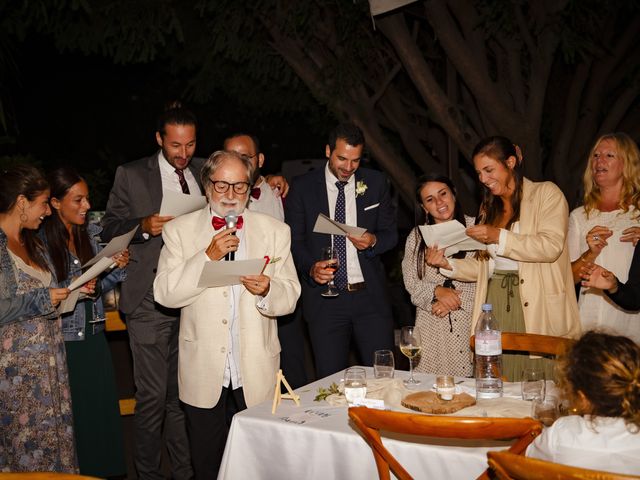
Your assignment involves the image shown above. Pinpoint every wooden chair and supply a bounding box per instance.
[470,332,574,357]
[487,450,640,480]
[0,473,101,479]
[348,406,542,480]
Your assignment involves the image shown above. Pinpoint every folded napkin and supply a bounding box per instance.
[325,378,412,407]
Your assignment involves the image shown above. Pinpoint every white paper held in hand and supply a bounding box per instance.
[159,190,207,217]
[83,225,138,268]
[418,220,485,256]
[312,213,367,237]
[57,289,81,315]
[198,258,268,288]
[68,256,115,291]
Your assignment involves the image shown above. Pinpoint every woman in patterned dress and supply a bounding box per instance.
[0,165,77,472]
[568,133,640,343]
[401,174,476,376]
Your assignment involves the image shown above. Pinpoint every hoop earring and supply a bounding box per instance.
[19,207,28,224]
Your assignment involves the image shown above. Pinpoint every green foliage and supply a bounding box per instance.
[314,382,341,401]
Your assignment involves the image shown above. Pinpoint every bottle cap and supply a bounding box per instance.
[482,303,493,311]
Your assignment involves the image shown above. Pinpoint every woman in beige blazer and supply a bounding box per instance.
[428,136,581,380]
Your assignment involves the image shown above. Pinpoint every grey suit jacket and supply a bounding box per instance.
[101,152,205,314]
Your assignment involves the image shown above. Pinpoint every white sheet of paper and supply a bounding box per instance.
[312,213,367,237]
[57,289,81,315]
[197,258,267,288]
[83,226,138,268]
[68,256,115,291]
[159,190,207,217]
[419,221,486,256]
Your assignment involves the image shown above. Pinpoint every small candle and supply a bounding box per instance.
[436,375,455,401]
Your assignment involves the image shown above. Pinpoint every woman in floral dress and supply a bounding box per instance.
[0,165,77,472]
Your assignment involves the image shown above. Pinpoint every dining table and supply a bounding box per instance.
[218,367,549,479]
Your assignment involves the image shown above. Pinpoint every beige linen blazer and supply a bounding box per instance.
[449,178,581,338]
[154,207,301,408]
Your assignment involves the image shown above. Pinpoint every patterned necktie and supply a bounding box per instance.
[334,181,348,290]
[175,168,190,194]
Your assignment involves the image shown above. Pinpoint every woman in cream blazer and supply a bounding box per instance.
[429,136,581,380]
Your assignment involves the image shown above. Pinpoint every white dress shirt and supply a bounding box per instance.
[209,208,271,390]
[324,163,364,284]
[210,209,246,390]
[248,177,284,222]
[158,151,200,194]
[527,415,640,475]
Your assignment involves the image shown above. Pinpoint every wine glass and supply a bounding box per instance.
[320,246,339,297]
[400,326,421,386]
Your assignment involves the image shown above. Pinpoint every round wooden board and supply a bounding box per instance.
[401,391,476,414]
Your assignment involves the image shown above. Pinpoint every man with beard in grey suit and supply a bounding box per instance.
[102,104,202,480]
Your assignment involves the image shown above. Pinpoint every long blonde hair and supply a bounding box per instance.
[582,132,640,217]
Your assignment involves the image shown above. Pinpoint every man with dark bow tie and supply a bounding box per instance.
[224,132,309,389]
[154,150,300,479]
[223,133,286,221]
[285,123,397,378]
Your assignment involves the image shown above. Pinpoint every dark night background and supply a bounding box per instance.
[3,36,330,209]
[1,2,638,477]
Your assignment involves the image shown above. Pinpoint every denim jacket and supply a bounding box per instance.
[42,223,127,341]
[0,229,57,326]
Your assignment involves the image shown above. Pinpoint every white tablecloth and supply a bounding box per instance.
[218,368,539,479]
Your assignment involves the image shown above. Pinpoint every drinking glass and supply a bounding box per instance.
[436,375,455,401]
[344,367,367,405]
[532,395,559,427]
[521,367,545,401]
[400,326,422,386]
[320,246,339,298]
[373,350,395,379]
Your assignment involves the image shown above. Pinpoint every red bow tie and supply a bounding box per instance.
[212,215,244,230]
[251,187,261,200]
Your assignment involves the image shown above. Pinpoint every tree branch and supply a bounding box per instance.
[599,85,639,135]
[422,0,523,135]
[370,63,402,107]
[376,11,477,158]
[568,15,640,162]
[513,4,536,55]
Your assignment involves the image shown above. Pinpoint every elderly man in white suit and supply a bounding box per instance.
[154,150,301,479]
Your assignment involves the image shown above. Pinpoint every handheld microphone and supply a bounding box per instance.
[224,210,238,261]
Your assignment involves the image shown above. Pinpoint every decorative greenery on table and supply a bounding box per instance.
[314,382,341,401]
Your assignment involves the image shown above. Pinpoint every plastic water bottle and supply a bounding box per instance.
[475,303,503,399]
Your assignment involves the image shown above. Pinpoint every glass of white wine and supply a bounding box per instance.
[400,326,422,386]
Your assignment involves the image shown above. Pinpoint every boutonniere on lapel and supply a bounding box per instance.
[355,180,368,198]
[260,256,282,274]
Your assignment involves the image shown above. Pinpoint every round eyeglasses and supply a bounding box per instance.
[208,179,251,194]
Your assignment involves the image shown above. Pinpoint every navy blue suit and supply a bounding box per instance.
[285,165,397,377]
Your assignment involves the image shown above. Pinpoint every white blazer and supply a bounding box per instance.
[154,207,301,408]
